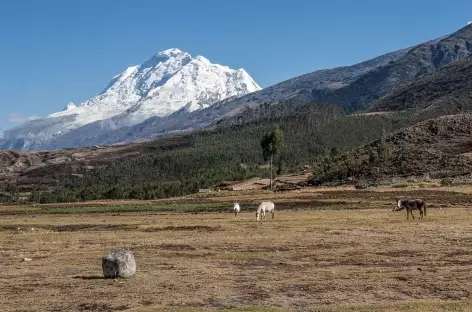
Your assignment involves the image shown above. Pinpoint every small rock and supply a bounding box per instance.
[23,258,33,262]
[102,249,136,278]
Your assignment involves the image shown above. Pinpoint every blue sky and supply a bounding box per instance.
[1,0,471,131]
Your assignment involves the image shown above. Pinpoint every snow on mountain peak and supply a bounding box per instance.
[63,102,77,111]
[193,55,211,64]
[3,48,261,149]
[157,48,184,56]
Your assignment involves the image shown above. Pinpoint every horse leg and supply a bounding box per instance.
[419,208,423,220]
[407,209,409,220]
[411,209,415,220]
[271,211,274,219]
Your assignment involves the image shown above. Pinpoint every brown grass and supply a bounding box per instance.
[2,189,472,311]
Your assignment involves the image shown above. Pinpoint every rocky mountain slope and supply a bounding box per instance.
[314,24,472,111]
[1,49,260,150]
[367,55,472,119]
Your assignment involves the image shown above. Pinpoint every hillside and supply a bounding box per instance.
[311,114,472,184]
[367,55,472,119]
[0,137,191,192]
[0,104,398,202]
[313,24,472,111]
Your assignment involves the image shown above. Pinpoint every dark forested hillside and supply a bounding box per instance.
[311,114,472,185]
[28,104,398,203]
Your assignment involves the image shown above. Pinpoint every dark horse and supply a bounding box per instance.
[393,199,426,220]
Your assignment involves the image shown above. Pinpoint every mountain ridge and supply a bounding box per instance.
[71,28,469,147]
[48,44,416,147]
[367,54,472,119]
[312,24,472,111]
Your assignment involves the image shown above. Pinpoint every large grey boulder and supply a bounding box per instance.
[102,249,136,278]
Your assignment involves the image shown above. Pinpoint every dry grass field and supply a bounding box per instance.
[2,187,472,311]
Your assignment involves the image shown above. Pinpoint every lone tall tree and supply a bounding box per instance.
[261,125,284,191]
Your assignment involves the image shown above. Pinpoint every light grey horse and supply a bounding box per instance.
[393,199,426,220]
[256,201,275,221]
[233,203,241,217]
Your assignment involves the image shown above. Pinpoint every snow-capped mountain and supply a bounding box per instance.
[1,48,260,150]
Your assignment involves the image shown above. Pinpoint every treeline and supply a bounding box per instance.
[16,103,402,203]
[311,129,394,184]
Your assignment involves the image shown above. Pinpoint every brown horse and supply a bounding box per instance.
[393,199,426,220]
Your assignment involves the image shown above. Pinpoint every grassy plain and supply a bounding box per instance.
[1,186,472,311]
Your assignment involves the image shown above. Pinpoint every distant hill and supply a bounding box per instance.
[367,55,472,119]
[313,24,472,111]
[311,114,472,184]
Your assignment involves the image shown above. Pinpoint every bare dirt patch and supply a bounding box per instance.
[158,244,196,251]
[0,223,137,232]
[143,225,223,232]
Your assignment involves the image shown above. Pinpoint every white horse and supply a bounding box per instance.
[256,201,275,221]
[233,203,241,217]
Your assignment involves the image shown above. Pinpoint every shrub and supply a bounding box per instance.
[440,178,453,186]
[392,183,409,188]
